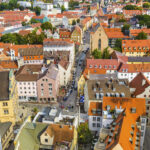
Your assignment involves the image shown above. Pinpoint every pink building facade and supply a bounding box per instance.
[37,64,59,103]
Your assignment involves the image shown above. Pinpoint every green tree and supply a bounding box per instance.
[114,39,122,52]
[22,21,26,26]
[123,5,141,10]
[143,3,150,8]
[118,18,126,22]
[41,22,53,31]
[19,6,24,11]
[78,123,93,145]
[121,24,131,34]
[92,49,102,59]
[77,19,80,23]
[102,47,110,59]
[72,20,76,25]
[34,6,41,16]
[69,0,79,10]
[61,5,66,12]
[136,15,150,28]
[136,31,147,39]
[30,18,40,24]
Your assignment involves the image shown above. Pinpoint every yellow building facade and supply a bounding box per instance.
[0,70,18,124]
[71,26,82,44]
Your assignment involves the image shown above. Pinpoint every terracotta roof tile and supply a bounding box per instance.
[122,39,150,53]
[103,97,146,150]
[104,28,130,39]
[45,124,74,145]
[88,102,102,116]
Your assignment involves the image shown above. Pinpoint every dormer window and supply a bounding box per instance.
[99,65,102,69]
[109,65,111,69]
[128,47,131,50]
[89,65,92,68]
[113,65,116,69]
[131,108,136,113]
[94,65,97,68]
[143,47,145,50]
[134,47,136,50]
[138,47,141,50]
[124,47,126,50]
[104,65,107,69]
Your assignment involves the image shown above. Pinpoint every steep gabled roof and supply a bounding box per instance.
[129,72,150,96]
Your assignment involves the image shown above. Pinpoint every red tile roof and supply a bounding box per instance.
[104,28,130,39]
[88,102,102,116]
[103,97,146,150]
[130,29,150,36]
[122,39,150,53]
[129,72,150,96]
[86,59,120,70]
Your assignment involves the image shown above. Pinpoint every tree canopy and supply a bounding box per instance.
[78,123,93,145]
[136,31,147,39]
[102,47,111,59]
[0,31,46,45]
[72,20,76,25]
[34,6,41,16]
[92,49,102,59]
[136,15,150,28]
[114,39,122,52]
[123,5,142,10]
[69,0,79,10]
[61,5,66,12]
[41,22,53,31]
[143,2,150,8]
[92,48,111,59]
[121,24,131,34]
[30,18,40,24]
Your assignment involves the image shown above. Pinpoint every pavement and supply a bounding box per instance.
[61,41,89,112]
[143,126,150,150]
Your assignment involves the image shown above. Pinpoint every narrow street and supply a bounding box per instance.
[62,42,89,112]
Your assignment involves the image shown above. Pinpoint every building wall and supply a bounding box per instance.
[40,132,54,146]
[37,76,59,102]
[43,44,75,67]
[1,123,14,150]
[90,25,101,52]
[123,52,147,57]
[70,128,78,150]
[136,86,150,98]
[88,116,102,132]
[0,71,18,124]
[17,81,37,101]
[58,63,71,86]
[112,144,123,150]
[71,29,82,44]
[99,26,109,52]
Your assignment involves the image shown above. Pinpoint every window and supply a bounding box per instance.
[92,123,96,127]
[93,117,96,121]
[97,117,100,121]
[141,126,144,130]
[45,139,48,143]
[4,109,9,114]
[28,82,30,85]
[141,132,144,136]
[97,123,100,127]
[42,79,45,81]
[46,79,48,82]
[3,102,8,106]
[41,84,43,87]
[49,83,52,87]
